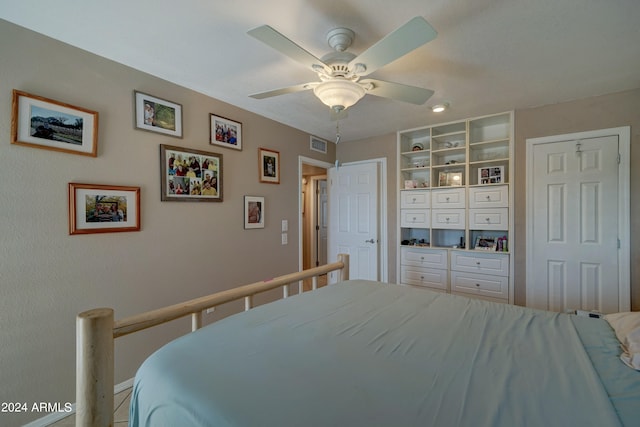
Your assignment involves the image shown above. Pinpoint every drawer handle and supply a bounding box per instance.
[446,217,450,223]
[486,195,491,200]
[475,283,480,287]
[446,197,450,202]
[420,276,425,280]
[412,197,417,202]
[412,217,417,221]
[476,261,481,266]
[486,217,491,223]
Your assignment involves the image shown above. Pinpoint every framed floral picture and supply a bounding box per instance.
[68,183,140,235]
[134,91,183,138]
[244,196,265,229]
[259,147,280,184]
[160,144,222,202]
[11,90,98,157]
[210,114,242,150]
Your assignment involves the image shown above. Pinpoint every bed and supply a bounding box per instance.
[76,255,640,426]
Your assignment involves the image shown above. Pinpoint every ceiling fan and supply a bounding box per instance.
[247,16,437,114]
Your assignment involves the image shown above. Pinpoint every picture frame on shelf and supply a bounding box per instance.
[244,196,264,229]
[478,166,504,184]
[259,147,280,184]
[134,91,183,138]
[474,236,497,251]
[160,144,222,202]
[210,114,242,150]
[68,183,140,235]
[438,171,463,187]
[11,90,99,157]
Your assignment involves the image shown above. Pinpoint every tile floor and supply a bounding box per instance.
[49,387,131,426]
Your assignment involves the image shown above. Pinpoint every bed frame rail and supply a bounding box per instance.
[75,254,349,427]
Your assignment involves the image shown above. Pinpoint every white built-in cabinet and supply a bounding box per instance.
[397,112,514,304]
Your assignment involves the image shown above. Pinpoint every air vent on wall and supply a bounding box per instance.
[310,136,327,154]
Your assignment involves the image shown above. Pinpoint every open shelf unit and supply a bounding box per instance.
[397,111,514,303]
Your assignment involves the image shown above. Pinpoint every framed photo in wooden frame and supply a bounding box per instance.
[134,91,183,138]
[11,90,98,157]
[244,196,265,229]
[259,147,280,184]
[68,183,140,235]
[210,114,242,150]
[160,144,222,202]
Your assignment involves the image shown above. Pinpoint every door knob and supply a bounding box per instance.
[365,239,375,244]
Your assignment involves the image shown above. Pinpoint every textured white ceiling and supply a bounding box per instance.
[1,0,639,143]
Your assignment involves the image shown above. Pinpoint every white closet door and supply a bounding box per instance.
[527,135,620,313]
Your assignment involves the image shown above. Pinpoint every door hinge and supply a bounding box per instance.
[618,238,621,249]
[617,153,621,164]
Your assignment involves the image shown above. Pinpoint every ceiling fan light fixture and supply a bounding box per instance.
[432,103,449,113]
[313,79,366,111]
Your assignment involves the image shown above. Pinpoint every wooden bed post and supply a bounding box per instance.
[76,308,114,427]
[338,253,349,281]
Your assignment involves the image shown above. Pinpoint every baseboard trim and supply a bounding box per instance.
[22,378,134,427]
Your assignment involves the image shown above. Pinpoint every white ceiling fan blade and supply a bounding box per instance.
[349,16,437,77]
[248,25,331,74]
[249,82,318,99]
[361,79,434,105]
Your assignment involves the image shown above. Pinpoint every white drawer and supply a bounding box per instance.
[431,188,466,209]
[450,251,509,276]
[401,265,448,291]
[401,190,430,209]
[400,209,430,228]
[431,209,465,229]
[401,247,448,269]
[468,208,509,230]
[451,271,508,300]
[468,185,508,208]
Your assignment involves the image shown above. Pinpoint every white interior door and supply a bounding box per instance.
[526,130,629,313]
[328,162,379,283]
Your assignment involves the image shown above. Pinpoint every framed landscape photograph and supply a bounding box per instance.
[210,114,242,150]
[11,90,98,157]
[160,144,222,202]
[478,166,504,184]
[134,91,183,138]
[259,147,280,184]
[68,183,140,235]
[244,196,265,229]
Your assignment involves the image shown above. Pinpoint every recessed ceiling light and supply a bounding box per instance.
[432,103,449,113]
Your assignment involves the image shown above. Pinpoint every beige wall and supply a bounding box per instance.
[0,20,334,425]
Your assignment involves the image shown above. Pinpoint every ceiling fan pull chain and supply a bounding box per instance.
[335,121,341,144]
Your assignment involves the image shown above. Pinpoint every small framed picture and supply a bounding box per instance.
[134,91,183,138]
[210,114,242,150]
[244,196,265,229]
[259,147,280,184]
[11,90,98,157]
[68,183,140,235]
[474,236,497,251]
[478,166,504,184]
[439,172,463,187]
[160,144,222,202]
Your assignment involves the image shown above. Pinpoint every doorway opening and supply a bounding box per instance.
[299,157,332,275]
